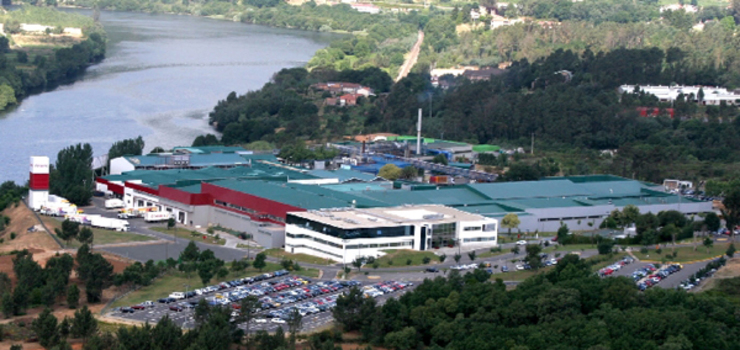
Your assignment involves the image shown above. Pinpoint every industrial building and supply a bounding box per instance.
[619,85,740,105]
[96,147,713,251]
[285,205,498,262]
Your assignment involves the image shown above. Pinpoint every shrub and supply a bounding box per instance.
[656,248,662,254]
[206,227,215,235]
[640,247,648,254]
[422,257,431,264]
[9,233,15,240]
[388,260,393,266]
[406,259,412,265]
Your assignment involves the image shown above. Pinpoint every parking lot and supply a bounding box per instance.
[107,270,415,332]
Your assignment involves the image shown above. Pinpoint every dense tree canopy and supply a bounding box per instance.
[50,143,94,206]
[333,255,740,350]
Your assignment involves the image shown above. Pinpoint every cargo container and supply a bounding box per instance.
[105,198,124,209]
[90,216,129,232]
[145,211,172,222]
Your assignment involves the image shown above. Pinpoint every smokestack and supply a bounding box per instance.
[417,108,422,155]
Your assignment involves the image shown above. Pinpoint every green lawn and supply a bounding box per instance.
[263,248,335,266]
[375,249,439,267]
[108,262,318,310]
[479,248,508,259]
[631,243,731,263]
[150,226,226,246]
[43,217,154,248]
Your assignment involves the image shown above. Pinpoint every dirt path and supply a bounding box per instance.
[395,30,424,82]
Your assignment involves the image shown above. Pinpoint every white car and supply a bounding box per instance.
[169,292,185,300]
[516,240,527,245]
[515,264,525,271]
[254,318,267,323]
[271,318,286,324]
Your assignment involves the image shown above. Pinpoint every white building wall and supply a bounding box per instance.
[285,225,418,263]
[457,219,498,245]
[110,157,135,175]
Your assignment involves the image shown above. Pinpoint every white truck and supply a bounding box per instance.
[105,198,124,209]
[90,216,130,232]
[145,211,172,223]
[40,202,77,217]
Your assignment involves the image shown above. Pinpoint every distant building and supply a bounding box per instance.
[462,67,506,81]
[620,85,740,106]
[350,3,380,14]
[660,4,698,13]
[635,107,675,119]
[490,14,523,29]
[312,82,374,96]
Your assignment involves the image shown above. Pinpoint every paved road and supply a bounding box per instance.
[86,198,254,262]
[395,30,423,82]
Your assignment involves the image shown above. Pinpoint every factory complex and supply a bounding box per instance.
[92,146,712,261]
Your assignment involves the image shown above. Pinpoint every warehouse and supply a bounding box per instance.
[96,158,712,250]
[285,205,498,263]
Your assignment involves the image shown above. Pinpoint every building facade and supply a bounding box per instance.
[284,205,498,262]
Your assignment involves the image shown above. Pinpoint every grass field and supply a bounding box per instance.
[479,248,508,259]
[263,248,335,266]
[631,243,731,263]
[150,226,226,246]
[108,261,318,310]
[375,249,439,267]
[42,216,154,248]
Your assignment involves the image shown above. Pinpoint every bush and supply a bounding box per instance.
[656,248,662,254]
[406,259,412,265]
[422,257,431,264]
[206,227,215,235]
[9,233,15,240]
[640,247,648,254]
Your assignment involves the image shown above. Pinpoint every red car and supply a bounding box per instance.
[131,305,146,310]
[169,305,184,312]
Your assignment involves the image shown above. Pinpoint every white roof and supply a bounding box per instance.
[289,205,492,229]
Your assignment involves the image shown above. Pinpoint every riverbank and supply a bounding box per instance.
[0,6,106,111]
[64,1,418,76]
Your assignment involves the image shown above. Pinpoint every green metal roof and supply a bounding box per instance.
[172,146,247,154]
[308,169,379,182]
[209,180,384,210]
[102,163,316,189]
[472,144,501,153]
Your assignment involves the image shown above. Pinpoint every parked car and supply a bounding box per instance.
[169,305,184,312]
[271,318,286,324]
[501,265,509,272]
[121,307,135,313]
[158,297,176,304]
[169,292,185,300]
[516,240,527,245]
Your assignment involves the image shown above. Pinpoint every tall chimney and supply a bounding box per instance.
[417,108,422,155]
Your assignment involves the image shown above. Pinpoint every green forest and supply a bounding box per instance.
[0,6,106,110]
[11,254,740,350]
[328,255,740,350]
[206,44,740,183]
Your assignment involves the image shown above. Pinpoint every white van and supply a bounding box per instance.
[169,292,185,300]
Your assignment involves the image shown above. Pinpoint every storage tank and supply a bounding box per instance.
[28,156,49,210]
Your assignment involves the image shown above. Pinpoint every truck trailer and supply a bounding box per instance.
[145,211,172,223]
[105,198,124,209]
[90,216,130,232]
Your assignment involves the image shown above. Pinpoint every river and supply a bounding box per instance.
[0,10,336,184]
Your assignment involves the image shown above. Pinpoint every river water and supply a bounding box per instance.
[0,10,335,183]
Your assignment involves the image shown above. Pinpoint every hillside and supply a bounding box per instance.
[0,6,106,110]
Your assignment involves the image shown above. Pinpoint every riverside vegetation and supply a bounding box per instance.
[0,6,106,110]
